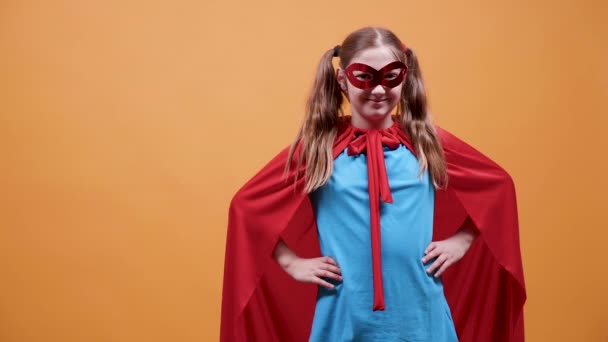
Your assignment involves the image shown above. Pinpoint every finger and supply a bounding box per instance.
[422,248,441,264]
[425,243,437,255]
[312,276,335,289]
[319,264,342,275]
[314,269,343,281]
[435,259,453,277]
[324,256,338,266]
[426,254,448,274]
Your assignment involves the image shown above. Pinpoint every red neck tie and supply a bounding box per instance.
[346,126,402,311]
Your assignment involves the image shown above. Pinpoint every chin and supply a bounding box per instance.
[363,111,391,120]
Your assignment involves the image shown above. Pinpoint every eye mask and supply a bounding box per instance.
[344,61,408,89]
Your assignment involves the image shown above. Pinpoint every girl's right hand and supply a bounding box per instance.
[283,256,343,289]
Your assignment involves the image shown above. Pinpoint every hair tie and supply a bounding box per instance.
[332,45,341,58]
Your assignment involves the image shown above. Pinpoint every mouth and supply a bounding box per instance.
[368,98,387,102]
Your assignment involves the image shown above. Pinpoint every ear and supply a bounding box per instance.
[336,68,347,91]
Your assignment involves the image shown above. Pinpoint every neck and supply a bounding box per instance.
[350,113,394,130]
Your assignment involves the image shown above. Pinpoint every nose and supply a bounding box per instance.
[370,84,386,95]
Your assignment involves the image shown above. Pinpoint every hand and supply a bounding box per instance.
[421,233,475,278]
[283,256,343,289]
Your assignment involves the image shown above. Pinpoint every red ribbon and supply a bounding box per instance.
[347,127,402,311]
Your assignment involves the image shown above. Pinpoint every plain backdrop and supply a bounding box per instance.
[0,0,607,341]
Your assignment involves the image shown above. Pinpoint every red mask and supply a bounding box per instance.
[344,61,408,90]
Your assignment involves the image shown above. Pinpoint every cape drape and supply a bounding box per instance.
[220,116,526,342]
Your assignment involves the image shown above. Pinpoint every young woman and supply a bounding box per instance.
[221,26,526,342]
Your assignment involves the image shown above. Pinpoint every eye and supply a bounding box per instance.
[354,72,373,81]
[384,71,400,80]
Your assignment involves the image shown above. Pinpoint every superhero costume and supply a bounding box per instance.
[220,116,526,341]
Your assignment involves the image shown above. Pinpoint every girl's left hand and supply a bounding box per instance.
[421,233,475,278]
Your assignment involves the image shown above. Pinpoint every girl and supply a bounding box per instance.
[221,27,526,342]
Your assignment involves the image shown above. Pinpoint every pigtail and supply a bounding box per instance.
[284,47,344,193]
[398,47,448,189]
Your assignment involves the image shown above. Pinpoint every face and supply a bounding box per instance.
[337,46,406,127]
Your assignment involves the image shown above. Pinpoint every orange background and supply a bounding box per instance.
[1,0,607,341]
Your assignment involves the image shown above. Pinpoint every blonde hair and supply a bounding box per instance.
[285,26,448,193]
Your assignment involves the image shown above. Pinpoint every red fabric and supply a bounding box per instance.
[345,122,411,310]
[220,116,526,342]
[344,61,407,89]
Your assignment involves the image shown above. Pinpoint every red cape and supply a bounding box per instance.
[220,117,526,341]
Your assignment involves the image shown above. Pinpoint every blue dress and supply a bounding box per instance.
[308,144,459,342]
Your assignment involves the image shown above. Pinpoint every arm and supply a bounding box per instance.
[422,221,478,277]
[272,238,342,289]
[452,223,478,246]
[272,238,299,269]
